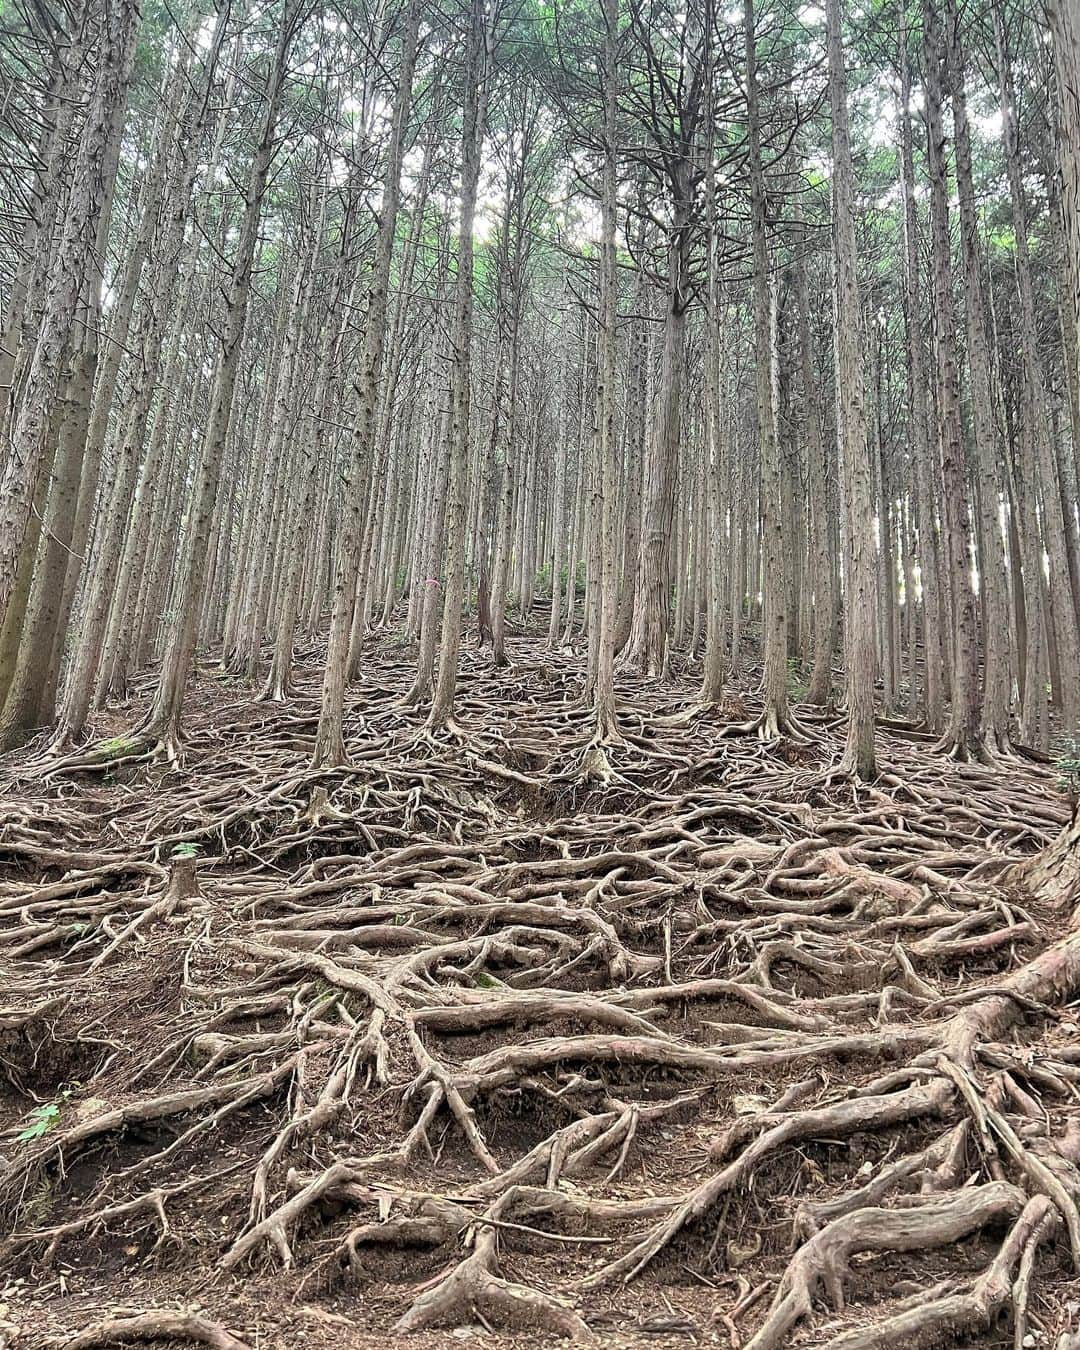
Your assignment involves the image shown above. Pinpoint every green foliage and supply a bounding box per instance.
[787,657,808,704]
[23,1176,55,1227]
[535,558,585,597]
[1053,734,1080,802]
[16,1100,63,1143]
[171,842,200,860]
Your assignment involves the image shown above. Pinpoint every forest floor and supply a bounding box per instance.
[1,624,1079,1350]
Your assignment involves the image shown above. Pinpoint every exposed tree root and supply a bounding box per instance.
[64,1312,251,1350]
[816,1195,1058,1350]
[392,1188,594,1339]
[1,631,1078,1345]
[748,1181,1029,1349]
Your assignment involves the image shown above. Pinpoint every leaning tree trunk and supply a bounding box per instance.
[1013,809,1080,914]
[0,297,97,748]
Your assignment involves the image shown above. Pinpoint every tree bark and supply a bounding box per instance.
[0,0,141,633]
[827,0,877,779]
[312,0,421,764]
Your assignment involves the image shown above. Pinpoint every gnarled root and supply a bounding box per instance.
[746,1181,1028,1350]
[65,1311,251,1350]
[816,1194,1058,1350]
[582,1078,952,1288]
[393,1188,593,1340]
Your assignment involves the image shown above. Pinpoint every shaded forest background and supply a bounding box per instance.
[0,0,1078,772]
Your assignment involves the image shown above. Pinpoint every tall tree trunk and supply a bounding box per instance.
[923,0,984,760]
[136,0,298,758]
[52,9,227,746]
[746,0,795,740]
[951,0,1012,752]
[427,0,494,732]
[1048,0,1080,440]
[0,0,141,632]
[312,0,421,765]
[589,0,620,747]
[898,31,945,734]
[995,0,1080,734]
[827,0,876,779]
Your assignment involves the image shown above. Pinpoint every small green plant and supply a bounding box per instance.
[16,1101,63,1143]
[786,656,808,704]
[23,1175,56,1227]
[171,842,200,860]
[1053,733,1080,802]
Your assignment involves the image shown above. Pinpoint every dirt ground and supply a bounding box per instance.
[1,630,1079,1349]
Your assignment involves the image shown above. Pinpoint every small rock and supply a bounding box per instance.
[1022,1334,1036,1348]
[856,1160,873,1179]
[1061,1022,1079,1036]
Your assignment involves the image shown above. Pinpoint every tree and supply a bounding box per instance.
[0,0,142,633]
[136,0,302,759]
[427,0,499,733]
[826,0,876,779]
[311,0,421,765]
[923,0,984,761]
